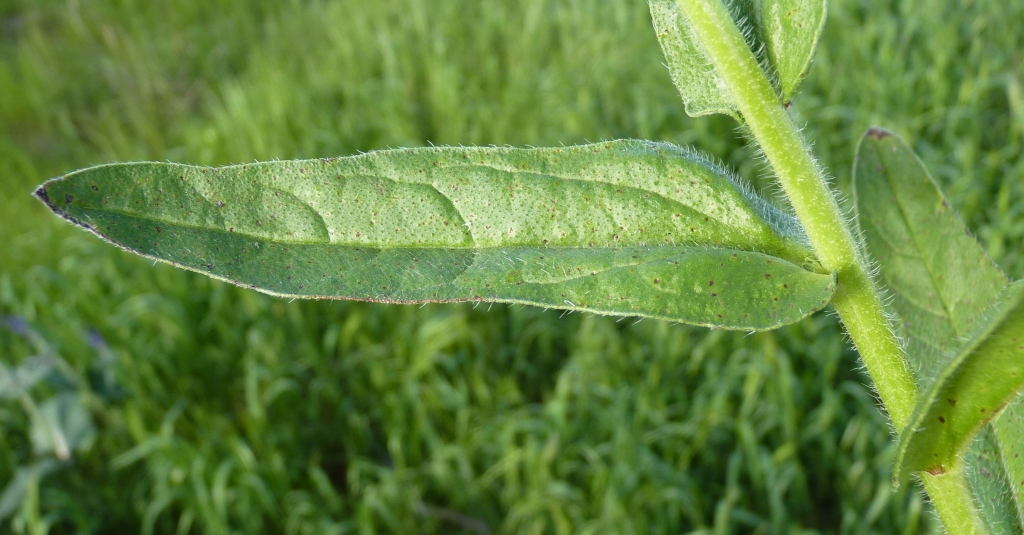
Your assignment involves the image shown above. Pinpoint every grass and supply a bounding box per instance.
[0,0,1021,533]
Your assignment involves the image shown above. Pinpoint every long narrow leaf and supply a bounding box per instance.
[36,140,834,330]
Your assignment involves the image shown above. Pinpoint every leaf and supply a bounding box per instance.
[992,392,1024,524]
[966,415,1024,530]
[30,391,96,460]
[760,0,828,100]
[853,129,1009,391]
[0,460,59,522]
[648,0,826,118]
[0,357,55,400]
[36,140,834,331]
[853,128,1024,530]
[896,283,1024,478]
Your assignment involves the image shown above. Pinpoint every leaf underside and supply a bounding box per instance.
[648,0,826,118]
[37,140,834,331]
[854,128,1024,529]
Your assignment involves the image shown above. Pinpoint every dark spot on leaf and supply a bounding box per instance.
[91,185,98,191]
[709,280,714,286]
[948,399,956,407]
[938,416,946,423]
[65,194,73,203]
[654,278,660,284]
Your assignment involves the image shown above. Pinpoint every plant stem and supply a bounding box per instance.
[675,0,915,427]
[923,466,989,535]
[673,0,984,533]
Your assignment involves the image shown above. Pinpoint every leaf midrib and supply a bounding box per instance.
[69,203,778,260]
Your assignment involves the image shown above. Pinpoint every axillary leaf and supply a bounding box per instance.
[36,140,834,331]
[648,0,827,118]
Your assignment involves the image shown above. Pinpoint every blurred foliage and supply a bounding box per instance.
[0,0,1021,533]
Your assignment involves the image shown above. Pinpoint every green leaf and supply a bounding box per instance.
[0,357,54,400]
[36,140,834,331]
[30,392,96,460]
[966,416,1024,531]
[648,0,826,117]
[0,460,59,522]
[853,129,1009,391]
[992,391,1024,525]
[760,0,828,100]
[854,128,1024,530]
[896,283,1024,478]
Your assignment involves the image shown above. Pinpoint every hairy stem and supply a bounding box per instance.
[923,467,989,535]
[673,0,984,532]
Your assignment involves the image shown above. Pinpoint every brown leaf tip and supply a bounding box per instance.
[866,127,893,140]
[33,183,50,205]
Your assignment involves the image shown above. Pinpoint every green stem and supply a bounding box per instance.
[923,467,989,535]
[673,0,984,533]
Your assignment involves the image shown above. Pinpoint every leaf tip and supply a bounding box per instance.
[865,127,894,140]
[33,178,69,218]
[32,181,52,206]
[33,176,81,228]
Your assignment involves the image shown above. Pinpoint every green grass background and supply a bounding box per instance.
[1,0,1022,533]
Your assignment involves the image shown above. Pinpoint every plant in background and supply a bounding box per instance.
[32,0,1023,532]
[0,317,111,532]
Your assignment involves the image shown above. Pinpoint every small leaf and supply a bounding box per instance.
[0,357,55,400]
[761,0,828,101]
[648,0,826,117]
[30,392,96,460]
[0,460,59,522]
[854,128,1024,529]
[895,282,1024,478]
[992,392,1024,524]
[965,419,1024,529]
[36,140,834,331]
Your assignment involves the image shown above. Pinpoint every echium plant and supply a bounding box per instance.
[33,1,1024,532]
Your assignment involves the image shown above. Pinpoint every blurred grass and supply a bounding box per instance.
[0,0,1021,533]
